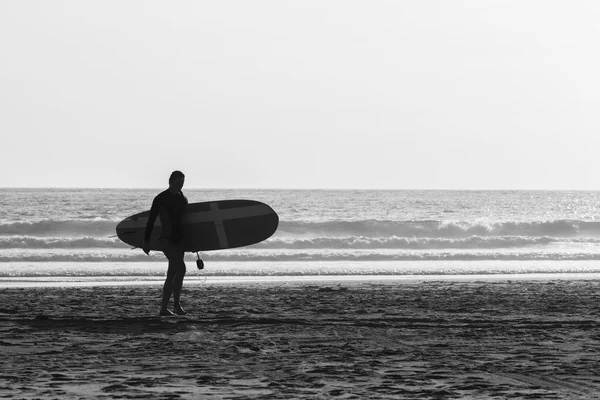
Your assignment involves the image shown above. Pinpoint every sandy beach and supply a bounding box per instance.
[2,277,600,399]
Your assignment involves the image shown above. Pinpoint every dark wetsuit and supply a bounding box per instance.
[144,190,188,245]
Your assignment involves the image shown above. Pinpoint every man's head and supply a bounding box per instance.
[169,170,185,191]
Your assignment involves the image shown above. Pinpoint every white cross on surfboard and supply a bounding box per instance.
[184,202,272,248]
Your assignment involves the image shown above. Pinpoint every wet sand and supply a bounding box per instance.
[2,278,600,399]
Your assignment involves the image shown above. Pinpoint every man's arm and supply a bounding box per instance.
[143,197,161,253]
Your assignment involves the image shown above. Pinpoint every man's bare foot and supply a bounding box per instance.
[159,309,174,316]
[174,305,186,315]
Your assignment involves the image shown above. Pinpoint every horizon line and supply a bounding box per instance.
[2,186,600,192]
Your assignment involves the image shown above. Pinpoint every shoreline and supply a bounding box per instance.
[2,272,600,288]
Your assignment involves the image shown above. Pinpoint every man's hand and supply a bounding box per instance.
[142,240,151,255]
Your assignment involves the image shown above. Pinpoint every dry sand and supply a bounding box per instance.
[2,278,600,399]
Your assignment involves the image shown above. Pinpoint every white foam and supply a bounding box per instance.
[3,260,600,278]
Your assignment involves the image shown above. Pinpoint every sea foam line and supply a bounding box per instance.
[2,260,600,277]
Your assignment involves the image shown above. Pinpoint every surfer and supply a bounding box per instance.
[143,170,189,316]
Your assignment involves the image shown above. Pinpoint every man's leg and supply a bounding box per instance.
[160,261,176,315]
[172,256,187,315]
[160,240,181,315]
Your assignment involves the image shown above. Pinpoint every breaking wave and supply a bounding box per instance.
[255,236,600,249]
[0,236,127,249]
[277,219,600,238]
[1,235,599,250]
[3,218,600,239]
[0,219,118,236]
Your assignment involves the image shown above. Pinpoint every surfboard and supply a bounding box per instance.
[116,200,279,252]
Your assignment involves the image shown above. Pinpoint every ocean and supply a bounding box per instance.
[3,188,600,281]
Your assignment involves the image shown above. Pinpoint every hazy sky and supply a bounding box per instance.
[2,1,600,189]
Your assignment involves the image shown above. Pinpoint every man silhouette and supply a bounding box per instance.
[143,170,189,316]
